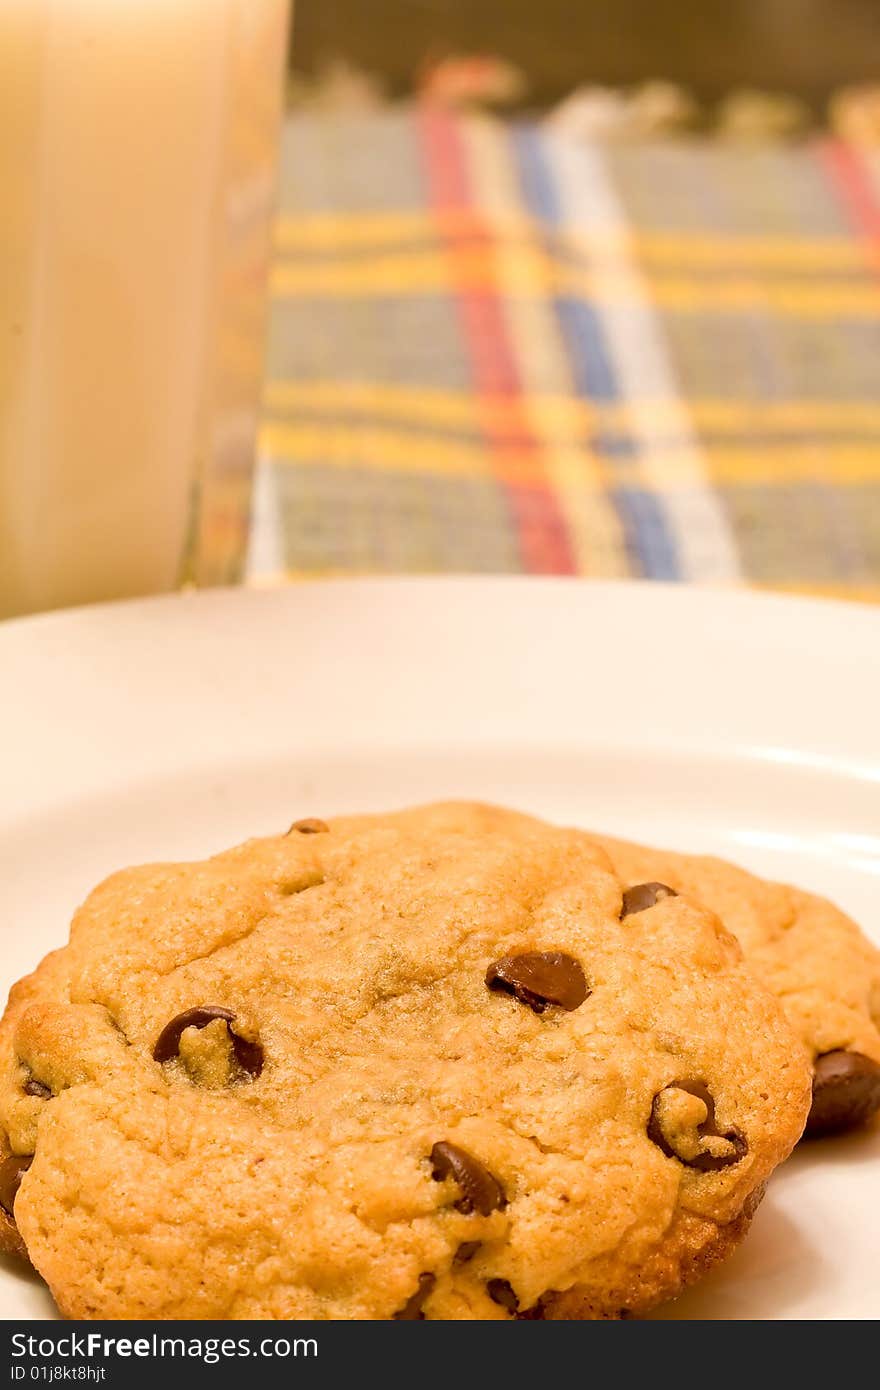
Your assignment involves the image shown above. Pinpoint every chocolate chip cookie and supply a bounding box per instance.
[0,807,810,1319]
[590,832,880,1139]
[399,804,880,1138]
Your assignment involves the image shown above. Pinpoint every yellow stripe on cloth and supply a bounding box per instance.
[275,212,874,271]
[264,381,880,441]
[271,250,880,318]
[260,420,880,486]
[262,422,625,486]
[697,445,880,485]
[758,581,880,604]
[261,422,497,479]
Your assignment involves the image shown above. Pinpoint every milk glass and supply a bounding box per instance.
[0,0,291,618]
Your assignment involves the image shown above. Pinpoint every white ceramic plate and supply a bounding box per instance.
[1,578,878,1320]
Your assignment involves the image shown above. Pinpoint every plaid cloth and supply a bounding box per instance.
[248,106,880,599]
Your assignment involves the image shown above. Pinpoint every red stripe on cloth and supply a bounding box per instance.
[819,141,880,260]
[417,104,576,575]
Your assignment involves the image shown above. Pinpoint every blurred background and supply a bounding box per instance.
[292,0,880,115]
[237,0,880,598]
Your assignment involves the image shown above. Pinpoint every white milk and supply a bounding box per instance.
[0,0,290,617]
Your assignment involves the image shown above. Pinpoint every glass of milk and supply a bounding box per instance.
[0,0,291,618]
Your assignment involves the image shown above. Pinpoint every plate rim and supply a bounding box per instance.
[2,573,880,640]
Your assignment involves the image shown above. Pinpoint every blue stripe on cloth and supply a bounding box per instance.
[512,122,683,579]
[612,488,684,580]
[512,123,619,403]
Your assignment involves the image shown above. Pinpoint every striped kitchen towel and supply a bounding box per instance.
[247,105,880,599]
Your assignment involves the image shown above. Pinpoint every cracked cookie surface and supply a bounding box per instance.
[0,804,810,1319]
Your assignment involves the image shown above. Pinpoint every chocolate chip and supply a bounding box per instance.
[453,1241,481,1266]
[430,1142,506,1216]
[0,1154,32,1218]
[23,1078,51,1099]
[288,818,329,835]
[153,1006,263,1078]
[621,882,678,918]
[229,1034,264,1077]
[648,1080,747,1171]
[518,1291,556,1320]
[393,1272,435,1320]
[485,952,589,1014]
[805,1050,880,1137]
[487,1278,519,1313]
